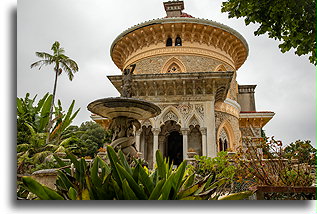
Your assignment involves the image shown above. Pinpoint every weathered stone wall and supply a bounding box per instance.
[240,127,261,138]
[188,126,202,155]
[133,55,234,74]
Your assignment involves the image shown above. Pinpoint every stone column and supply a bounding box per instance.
[141,129,146,157]
[205,99,217,157]
[135,129,142,151]
[135,129,142,158]
[200,127,207,156]
[181,128,189,160]
[152,128,161,165]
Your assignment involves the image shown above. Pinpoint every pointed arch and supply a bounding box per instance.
[161,57,186,74]
[217,120,235,151]
[215,64,227,72]
[158,105,183,127]
[186,113,203,128]
[141,118,155,128]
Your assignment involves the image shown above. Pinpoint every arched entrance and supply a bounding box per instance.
[166,131,183,165]
[159,120,183,165]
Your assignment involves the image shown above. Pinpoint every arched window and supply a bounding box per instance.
[166,37,172,46]
[175,36,182,46]
[167,63,181,73]
[224,139,228,151]
[219,128,229,152]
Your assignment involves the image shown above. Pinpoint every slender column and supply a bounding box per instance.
[141,129,146,159]
[181,128,189,160]
[200,127,207,156]
[205,99,217,157]
[135,129,142,152]
[152,128,161,165]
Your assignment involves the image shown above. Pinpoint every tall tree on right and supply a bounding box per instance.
[221,0,316,65]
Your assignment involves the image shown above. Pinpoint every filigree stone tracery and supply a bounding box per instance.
[188,117,200,127]
[195,104,204,118]
[219,129,229,142]
[163,111,178,123]
[167,63,181,73]
[177,104,192,119]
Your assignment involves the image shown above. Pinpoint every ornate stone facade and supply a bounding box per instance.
[92,1,274,166]
[215,111,241,150]
[132,55,234,74]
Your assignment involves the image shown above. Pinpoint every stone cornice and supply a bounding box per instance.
[239,112,275,128]
[107,71,233,103]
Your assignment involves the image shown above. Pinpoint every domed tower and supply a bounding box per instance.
[96,1,274,166]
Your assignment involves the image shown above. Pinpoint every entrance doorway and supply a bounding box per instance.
[167,131,183,165]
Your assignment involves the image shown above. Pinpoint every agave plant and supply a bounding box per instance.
[22,146,253,200]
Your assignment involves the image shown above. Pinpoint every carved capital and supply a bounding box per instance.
[180,128,190,135]
[135,129,142,136]
[152,128,161,135]
[199,127,207,135]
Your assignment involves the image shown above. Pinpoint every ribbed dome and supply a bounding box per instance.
[110,17,248,72]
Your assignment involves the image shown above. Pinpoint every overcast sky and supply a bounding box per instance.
[17,0,316,147]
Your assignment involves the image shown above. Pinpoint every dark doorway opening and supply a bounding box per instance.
[167,131,183,165]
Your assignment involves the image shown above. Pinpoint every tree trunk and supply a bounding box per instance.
[45,66,59,144]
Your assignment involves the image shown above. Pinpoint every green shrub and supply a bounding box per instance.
[22,146,253,200]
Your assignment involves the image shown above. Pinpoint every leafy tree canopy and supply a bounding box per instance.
[61,121,112,158]
[283,140,316,165]
[221,0,316,64]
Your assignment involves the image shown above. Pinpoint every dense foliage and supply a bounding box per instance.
[190,152,236,181]
[22,146,253,200]
[234,137,314,187]
[283,140,316,165]
[221,0,316,64]
[17,93,80,174]
[61,121,112,158]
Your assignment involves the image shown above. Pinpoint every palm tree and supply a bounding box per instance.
[31,41,79,141]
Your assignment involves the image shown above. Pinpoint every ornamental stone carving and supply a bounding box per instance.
[215,111,241,146]
[130,55,233,75]
[142,119,152,128]
[219,129,229,142]
[177,104,192,120]
[163,110,179,123]
[195,104,204,118]
[188,117,200,127]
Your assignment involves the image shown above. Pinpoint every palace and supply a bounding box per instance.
[92,1,274,167]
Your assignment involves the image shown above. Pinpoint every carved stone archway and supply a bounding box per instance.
[217,121,234,152]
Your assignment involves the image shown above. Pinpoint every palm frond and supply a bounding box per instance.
[51,41,65,55]
[67,58,79,72]
[60,62,74,81]
[17,144,30,153]
[32,151,52,163]
[54,146,66,153]
[35,52,54,61]
[44,144,58,151]
[30,60,53,70]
